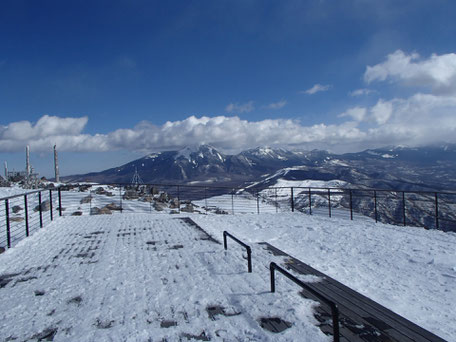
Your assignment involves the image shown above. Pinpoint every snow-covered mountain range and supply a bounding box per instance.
[63,144,456,191]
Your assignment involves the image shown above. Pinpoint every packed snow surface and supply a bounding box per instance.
[0,214,327,342]
[0,185,30,199]
[192,213,456,341]
[1,209,455,341]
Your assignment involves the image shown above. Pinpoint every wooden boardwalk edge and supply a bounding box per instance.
[259,242,448,342]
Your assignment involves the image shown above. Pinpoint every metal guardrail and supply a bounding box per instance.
[223,231,252,273]
[2,182,456,250]
[1,189,62,250]
[269,262,340,342]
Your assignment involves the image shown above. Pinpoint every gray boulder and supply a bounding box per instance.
[12,205,22,214]
[80,195,92,204]
[181,203,194,213]
[105,202,122,211]
[34,200,50,212]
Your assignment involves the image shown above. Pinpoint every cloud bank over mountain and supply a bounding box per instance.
[1,50,456,154]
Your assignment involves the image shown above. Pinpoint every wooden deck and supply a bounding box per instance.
[260,243,448,342]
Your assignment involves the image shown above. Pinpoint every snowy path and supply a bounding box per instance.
[192,213,456,341]
[0,214,328,342]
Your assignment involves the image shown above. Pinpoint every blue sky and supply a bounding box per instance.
[1,0,456,177]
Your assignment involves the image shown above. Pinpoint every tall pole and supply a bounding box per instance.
[54,145,60,183]
[26,145,31,187]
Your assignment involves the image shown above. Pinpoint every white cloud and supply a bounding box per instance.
[225,101,254,113]
[370,99,393,125]
[264,100,287,109]
[349,88,374,96]
[3,50,456,156]
[338,107,367,122]
[364,50,456,94]
[2,101,456,155]
[338,93,456,147]
[302,84,332,95]
[0,115,368,153]
[0,115,99,153]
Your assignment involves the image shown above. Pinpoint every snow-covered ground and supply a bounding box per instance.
[0,214,327,341]
[0,185,30,198]
[191,213,456,341]
[1,186,455,340]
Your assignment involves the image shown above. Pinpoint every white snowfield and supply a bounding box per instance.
[191,213,456,341]
[0,214,328,342]
[0,211,455,341]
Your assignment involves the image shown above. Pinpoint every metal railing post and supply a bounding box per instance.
[349,190,353,220]
[177,185,180,213]
[374,190,378,223]
[269,262,340,342]
[275,188,278,213]
[119,186,123,213]
[49,190,53,221]
[58,188,62,216]
[256,192,260,214]
[328,188,331,218]
[89,189,92,215]
[435,192,439,230]
[223,231,252,273]
[38,191,43,228]
[291,187,294,212]
[231,189,234,215]
[402,191,406,226]
[24,194,29,237]
[308,188,312,215]
[5,199,11,248]
[205,187,208,214]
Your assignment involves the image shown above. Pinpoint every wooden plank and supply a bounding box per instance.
[260,243,447,342]
[287,260,446,342]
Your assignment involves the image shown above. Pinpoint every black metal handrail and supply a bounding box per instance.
[223,231,252,273]
[269,262,340,342]
[0,189,45,201]
[1,188,63,251]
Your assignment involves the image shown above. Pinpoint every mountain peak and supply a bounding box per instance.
[175,144,224,162]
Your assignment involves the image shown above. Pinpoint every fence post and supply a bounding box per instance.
[5,199,11,248]
[435,192,439,230]
[291,187,294,212]
[270,262,276,292]
[402,191,406,226]
[38,191,43,228]
[374,190,378,223]
[177,185,180,213]
[231,189,234,215]
[349,190,353,220]
[119,186,123,213]
[24,194,29,237]
[308,188,312,215]
[275,188,278,213]
[58,188,62,216]
[328,188,331,218]
[256,191,260,214]
[49,190,53,221]
[205,187,208,214]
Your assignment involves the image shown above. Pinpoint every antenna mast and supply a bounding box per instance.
[54,145,60,183]
[26,145,31,187]
[131,167,143,186]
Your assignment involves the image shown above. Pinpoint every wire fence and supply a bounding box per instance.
[2,183,456,250]
[0,188,61,249]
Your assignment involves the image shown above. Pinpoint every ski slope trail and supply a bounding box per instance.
[0,214,328,342]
